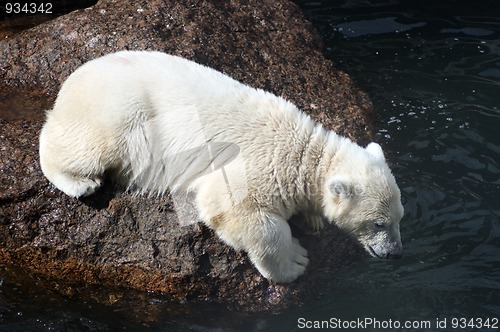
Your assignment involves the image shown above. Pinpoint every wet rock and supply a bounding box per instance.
[0,0,371,310]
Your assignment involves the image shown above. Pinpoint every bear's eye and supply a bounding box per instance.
[374,222,385,229]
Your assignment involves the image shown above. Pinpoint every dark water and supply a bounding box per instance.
[1,0,500,330]
[291,0,500,329]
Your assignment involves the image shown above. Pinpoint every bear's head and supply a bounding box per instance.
[322,142,404,259]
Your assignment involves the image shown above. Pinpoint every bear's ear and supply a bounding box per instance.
[328,177,354,199]
[366,142,385,161]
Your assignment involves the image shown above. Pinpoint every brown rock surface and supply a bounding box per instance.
[0,0,372,310]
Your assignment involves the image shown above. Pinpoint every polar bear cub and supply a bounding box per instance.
[39,51,404,283]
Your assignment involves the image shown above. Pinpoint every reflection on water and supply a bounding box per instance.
[1,0,500,330]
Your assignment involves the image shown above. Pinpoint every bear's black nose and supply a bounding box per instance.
[386,252,402,259]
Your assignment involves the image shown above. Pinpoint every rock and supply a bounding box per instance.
[0,0,372,311]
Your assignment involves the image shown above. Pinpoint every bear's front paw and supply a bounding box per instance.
[256,238,309,283]
[292,214,324,235]
[304,214,324,234]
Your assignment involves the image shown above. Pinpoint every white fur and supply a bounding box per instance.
[39,51,404,283]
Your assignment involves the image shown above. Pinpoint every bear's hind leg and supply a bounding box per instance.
[39,128,106,198]
[45,170,102,198]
